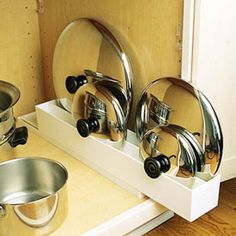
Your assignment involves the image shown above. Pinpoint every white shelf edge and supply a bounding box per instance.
[82,199,173,236]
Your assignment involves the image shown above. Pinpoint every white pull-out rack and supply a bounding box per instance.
[19,99,220,234]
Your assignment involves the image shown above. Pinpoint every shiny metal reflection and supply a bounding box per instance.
[163,126,197,177]
[135,77,203,141]
[89,19,133,122]
[53,18,133,123]
[84,69,121,85]
[0,81,28,163]
[0,157,68,236]
[136,77,223,176]
[149,94,171,126]
[14,194,58,227]
[89,73,128,118]
[0,81,20,144]
[199,92,223,174]
[141,127,197,178]
[169,124,205,172]
[73,82,126,142]
[0,81,20,111]
[84,92,108,134]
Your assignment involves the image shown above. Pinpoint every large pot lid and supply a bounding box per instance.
[135,77,223,175]
[53,18,133,121]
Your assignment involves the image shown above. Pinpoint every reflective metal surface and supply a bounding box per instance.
[135,77,203,141]
[163,126,197,177]
[84,69,120,84]
[199,92,223,175]
[84,92,108,134]
[0,157,68,236]
[0,80,20,143]
[53,18,133,123]
[141,126,197,178]
[95,77,128,117]
[0,81,20,111]
[136,77,223,176]
[73,82,125,142]
[169,124,205,172]
[0,81,28,154]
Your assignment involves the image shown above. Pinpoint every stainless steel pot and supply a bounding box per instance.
[0,81,20,143]
[0,157,68,236]
[0,81,28,161]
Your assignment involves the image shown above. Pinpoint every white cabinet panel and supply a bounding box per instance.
[191,0,236,180]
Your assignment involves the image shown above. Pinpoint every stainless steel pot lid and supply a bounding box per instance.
[135,77,223,175]
[73,82,126,142]
[0,80,20,113]
[140,126,197,178]
[53,18,133,123]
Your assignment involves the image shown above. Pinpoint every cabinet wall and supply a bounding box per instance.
[0,0,44,116]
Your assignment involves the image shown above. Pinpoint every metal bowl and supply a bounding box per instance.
[0,157,68,236]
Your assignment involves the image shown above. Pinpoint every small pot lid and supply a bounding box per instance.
[140,126,197,178]
[73,82,126,142]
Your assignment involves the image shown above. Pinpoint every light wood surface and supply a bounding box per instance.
[146,178,236,235]
[4,126,146,235]
[0,0,44,116]
[38,0,183,129]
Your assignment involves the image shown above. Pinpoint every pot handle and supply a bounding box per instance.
[9,126,28,148]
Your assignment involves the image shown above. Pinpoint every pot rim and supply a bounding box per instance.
[0,80,20,115]
[0,157,68,206]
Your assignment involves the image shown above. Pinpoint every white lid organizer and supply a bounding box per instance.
[20,99,220,222]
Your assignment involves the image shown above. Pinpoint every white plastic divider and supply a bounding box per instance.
[20,100,220,222]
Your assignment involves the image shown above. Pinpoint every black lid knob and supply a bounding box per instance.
[65,75,88,94]
[9,126,28,148]
[144,154,170,179]
[77,118,100,138]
